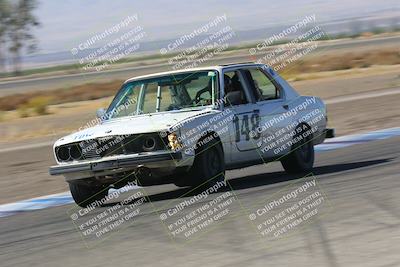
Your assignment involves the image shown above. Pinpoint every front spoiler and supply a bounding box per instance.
[49,151,182,176]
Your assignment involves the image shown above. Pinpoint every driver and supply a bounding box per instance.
[194,78,214,105]
[224,74,234,93]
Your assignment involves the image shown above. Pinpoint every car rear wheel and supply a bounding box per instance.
[174,136,225,188]
[280,124,314,174]
[69,182,108,208]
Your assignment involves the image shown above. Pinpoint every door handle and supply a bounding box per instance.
[282,104,289,110]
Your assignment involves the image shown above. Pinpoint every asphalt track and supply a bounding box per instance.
[0,134,399,266]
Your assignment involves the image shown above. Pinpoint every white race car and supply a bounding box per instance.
[49,63,334,207]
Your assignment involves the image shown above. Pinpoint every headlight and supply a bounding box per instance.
[142,136,156,151]
[56,146,70,161]
[167,132,182,150]
[69,144,82,160]
[55,144,82,162]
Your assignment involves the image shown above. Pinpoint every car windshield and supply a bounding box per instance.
[106,70,218,119]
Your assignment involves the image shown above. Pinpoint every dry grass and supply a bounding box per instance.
[0,48,399,112]
[16,96,53,117]
[16,104,30,118]
[282,48,400,77]
[0,80,123,111]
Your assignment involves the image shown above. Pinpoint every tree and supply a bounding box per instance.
[8,0,40,75]
[0,0,10,72]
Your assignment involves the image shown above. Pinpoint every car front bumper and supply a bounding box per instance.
[49,151,182,181]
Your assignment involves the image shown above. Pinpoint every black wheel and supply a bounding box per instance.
[174,136,225,187]
[280,124,314,174]
[69,182,108,208]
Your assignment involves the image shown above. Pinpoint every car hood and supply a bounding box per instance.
[55,108,216,146]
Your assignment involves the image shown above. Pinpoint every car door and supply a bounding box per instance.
[241,66,294,159]
[223,69,262,163]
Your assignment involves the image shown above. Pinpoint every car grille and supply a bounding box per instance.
[55,134,169,162]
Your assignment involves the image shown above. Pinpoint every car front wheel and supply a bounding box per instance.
[69,182,108,208]
[174,136,225,187]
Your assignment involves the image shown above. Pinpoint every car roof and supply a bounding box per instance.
[124,62,265,83]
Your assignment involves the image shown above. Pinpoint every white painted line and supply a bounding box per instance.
[0,184,142,218]
[0,192,73,218]
[315,127,400,151]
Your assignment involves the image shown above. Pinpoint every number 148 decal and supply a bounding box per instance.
[233,111,261,142]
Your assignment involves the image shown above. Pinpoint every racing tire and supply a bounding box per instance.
[174,136,225,188]
[69,182,108,208]
[280,124,314,174]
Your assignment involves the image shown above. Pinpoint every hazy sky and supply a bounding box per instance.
[33,0,399,53]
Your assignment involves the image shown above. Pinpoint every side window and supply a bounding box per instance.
[223,71,249,106]
[246,68,280,101]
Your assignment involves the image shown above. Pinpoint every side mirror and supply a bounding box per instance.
[225,91,242,106]
[96,108,106,119]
